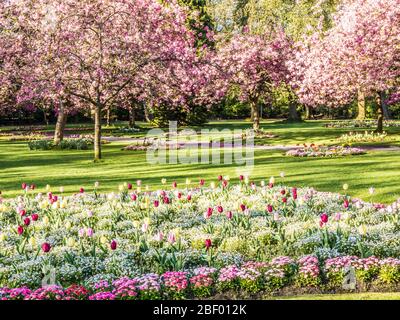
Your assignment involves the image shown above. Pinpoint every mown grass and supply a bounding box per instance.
[0,119,400,202]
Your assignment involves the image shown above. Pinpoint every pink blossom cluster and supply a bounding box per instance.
[236,267,261,282]
[242,261,269,270]
[112,277,138,299]
[379,258,400,267]
[351,256,380,270]
[264,268,285,280]
[25,285,65,300]
[217,265,240,283]
[88,292,116,300]
[325,256,358,273]
[162,271,189,292]
[93,280,110,291]
[136,273,161,292]
[0,287,32,300]
[298,255,320,278]
[270,256,295,268]
[189,274,214,288]
[193,266,217,276]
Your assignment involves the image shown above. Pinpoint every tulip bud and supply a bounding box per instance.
[205,238,212,250]
[23,217,30,226]
[41,242,51,253]
[110,240,117,250]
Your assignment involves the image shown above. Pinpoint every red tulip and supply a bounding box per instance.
[269,183,274,188]
[226,211,233,219]
[187,194,192,201]
[154,200,159,208]
[292,187,297,198]
[19,209,26,216]
[320,213,329,224]
[41,242,51,253]
[23,217,30,226]
[30,184,36,190]
[52,195,58,202]
[17,225,24,235]
[239,175,244,181]
[199,179,205,186]
[21,183,27,190]
[282,197,287,203]
[130,194,137,201]
[217,175,223,181]
[205,239,212,250]
[110,240,117,250]
[31,213,39,221]
[163,197,170,204]
[266,204,273,213]
[240,204,246,212]
[177,192,182,199]
[79,187,84,193]
[217,206,223,213]
[344,199,349,209]
[127,183,132,190]
[280,189,286,195]
[207,207,213,217]
[48,192,53,200]
[222,180,228,188]
[172,181,177,188]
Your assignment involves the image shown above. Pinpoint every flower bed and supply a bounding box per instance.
[286,144,366,157]
[1,255,400,299]
[1,179,400,298]
[324,120,400,129]
[337,131,389,145]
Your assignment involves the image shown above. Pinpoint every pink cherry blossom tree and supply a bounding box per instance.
[0,0,200,160]
[211,30,293,131]
[290,0,400,131]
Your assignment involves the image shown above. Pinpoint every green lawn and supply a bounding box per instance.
[1,119,400,202]
[273,292,400,300]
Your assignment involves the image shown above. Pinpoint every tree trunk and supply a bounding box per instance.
[94,104,102,161]
[356,89,366,120]
[250,100,260,131]
[43,110,49,125]
[380,91,390,119]
[54,101,67,145]
[304,105,311,120]
[144,104,152,122]
[128,105,135,128]
[287,101,301,122]
[376,93,384,133]
[106,108,111,127]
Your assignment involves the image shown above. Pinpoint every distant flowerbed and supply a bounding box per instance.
[337,131,389,145]
[286,144,366,157]
[324,120,400,129]
[28,136,109,151]
[1,178,400,299]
